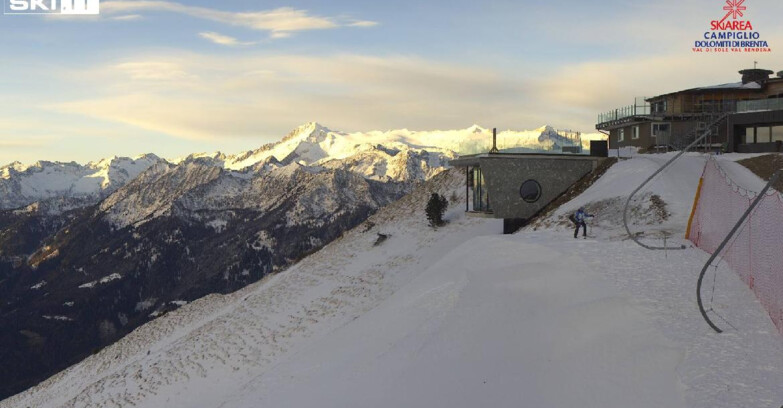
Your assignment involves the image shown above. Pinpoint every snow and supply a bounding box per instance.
[79,273,122,289]
[251,231,275,251]
[42,316,74,322]
[4,154,783,408]
[0,154,163,211]
[205,219,228,233]
[222,122,585,171]
[695,81,762,90]
[30,280,47,290]
[221,235,688,408]
[99,273,122,284]
[713,154,770,194]
[135,298,157,312]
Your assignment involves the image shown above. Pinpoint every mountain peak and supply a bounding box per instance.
[134,153,161,162]
[466,124,487,133]
[1,161,24,171]
[282,122,330,142]
[535,125,556,133]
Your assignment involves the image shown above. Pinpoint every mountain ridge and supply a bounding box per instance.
[1,122,584,213]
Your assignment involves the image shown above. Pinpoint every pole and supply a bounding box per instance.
[466,167,470,212]
[489,128,499,154]
[623,114,728,251]
[697,169,781,333]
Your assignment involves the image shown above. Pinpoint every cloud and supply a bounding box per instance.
[199,32,256,47]
[113,61,199,81]
[347,20,379,28]
[530,51,782,131]
[51,53,528,141]
[48,49,779,143]
[0,139,47,149]
[269,31,292,39]
[100,1,377,37]
[111,14,142,21]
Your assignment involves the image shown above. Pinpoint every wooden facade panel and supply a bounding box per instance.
[608,123,653,149]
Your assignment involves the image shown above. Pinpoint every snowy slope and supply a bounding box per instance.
[5,154,783,408]
[220,236,688,408]
[533,152,708,241]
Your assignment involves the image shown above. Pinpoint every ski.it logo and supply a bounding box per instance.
[4,0,99,15]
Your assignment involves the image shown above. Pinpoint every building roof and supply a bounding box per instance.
[648,81,764,100]
[694,81,762,90]
[647,69,783,101]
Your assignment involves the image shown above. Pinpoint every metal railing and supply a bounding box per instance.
[622,113,729,251]
[599,95,747,125]
[598,103,651,124]
[737,98,783,113]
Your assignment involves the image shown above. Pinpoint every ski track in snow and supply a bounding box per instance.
[4,155,783,408]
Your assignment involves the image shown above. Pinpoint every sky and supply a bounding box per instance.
[0,0,781,165]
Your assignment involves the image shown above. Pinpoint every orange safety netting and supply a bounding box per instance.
[689,158,783,335]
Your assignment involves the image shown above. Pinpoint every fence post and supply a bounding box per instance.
[685,177,705,240]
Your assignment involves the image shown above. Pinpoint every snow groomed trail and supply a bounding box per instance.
[4,154,783,408]
[219,235,689,408]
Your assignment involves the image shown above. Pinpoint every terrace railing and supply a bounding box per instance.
[738,98,783,113]
[597,97,651,124]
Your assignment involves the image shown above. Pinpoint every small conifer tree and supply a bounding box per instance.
[425,193,448,227]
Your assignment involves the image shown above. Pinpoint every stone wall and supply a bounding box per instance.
[478,155,598,219]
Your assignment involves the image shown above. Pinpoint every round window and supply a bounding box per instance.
[519,180,542,203]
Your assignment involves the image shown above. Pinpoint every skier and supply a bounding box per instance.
[572,207,593,239]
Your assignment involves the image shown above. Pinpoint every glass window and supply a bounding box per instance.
[632,126,640,139]
[652,123,670,137]
[757,127,771,143]
[772,126,783,143]
[472,167,491,212]
[618,129,625,142]
[745,127,755,144]
[520,180,542,203]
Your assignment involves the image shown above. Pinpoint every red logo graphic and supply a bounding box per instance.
[720,0,746,24]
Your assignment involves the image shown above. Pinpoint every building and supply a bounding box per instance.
[449,129,608,234]
[728,92,783,153]
[596,69,783,152]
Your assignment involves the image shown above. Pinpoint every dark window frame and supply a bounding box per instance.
[519,179,543,204]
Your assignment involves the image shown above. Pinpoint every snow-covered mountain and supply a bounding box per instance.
[0,154,163,212]
[222,122,581,170]
[1,122,577,223]
[4,154,782,408]
[0,122,582,214]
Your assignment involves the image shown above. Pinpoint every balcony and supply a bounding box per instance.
[737,98,783,113]
[596,97,651,129]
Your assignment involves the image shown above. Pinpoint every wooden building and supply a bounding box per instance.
[596,69,783,152]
